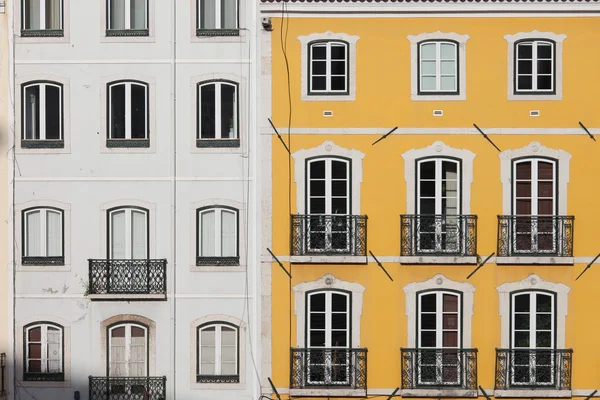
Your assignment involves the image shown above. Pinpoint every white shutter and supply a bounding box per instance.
[131,210,147,259]
[111,211,126,259]
[221,210,236,257]
[131,0,146,29]
[46,210,62,257]
[46,327,62,373]
[26,211,41,257]
[201,210,216,257]
[220,326,237,375]
[200,327,216,375]
[129,326,147,377]
[110,0,126,29]
[109,327,127,377]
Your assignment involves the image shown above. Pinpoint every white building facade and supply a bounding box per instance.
[9,1,261,399]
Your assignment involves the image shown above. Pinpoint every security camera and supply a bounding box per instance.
[261,17,273,32]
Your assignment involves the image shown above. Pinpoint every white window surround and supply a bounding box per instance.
[15,75,71,154]
[15,0,71,43]
[100,0,155,43]
[190,0,247,43]
[292,274,365,348]
[189,315,246,390]
[16,316,71,388]
[407,31,469,101]
[403,274,475,348]
[189,198,246,272]
[15,200,71,271]
[100,314,156,376]
[298,31,359,102]
[292,141,364,215]
[505,30,566,101]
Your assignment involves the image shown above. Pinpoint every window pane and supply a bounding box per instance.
[110,84,126,139]
[221,210,236,257]
[24,85,40,140]
[514,331,529,347]
[515,314,529,330]
[110,0,126,30]
[420,331,436,347]
[24,0,41,30]
[200,0,216,29]
[26,211,41,256]
[332,293,347,312]
[131,326,145,337]
[442,331,457,347]
[421,76,436,91]
[220,84,236,139]
[28,327,42,342]
[222,0,237,29]
[332,160,347,179]
[518,60,532,74]
[201,210,216,256]
[516,162,531,179]
[421,294,436,313]
[443,294,458,312]
[536,332,552,347]
[538,162,554,180]
[536,314,552,330]
[28,342,42,359]
[331,313,347,330]
[311,44,326,60]
[517,76,532,90]
[421,314,435,329]
[331,44,346,60]
[45,0,61,29]
[131,84,147,139]
[517,43,533,59]
[111,211,126,258]
[440,60,455,75]
[312,60,326,75]
[537,75,552,91]
[421,60,435,75]
[440,76,456,91]
[130,0,146,29]
[440,43,455,59]
[331,61,346,76]
[221,327,236,344]
[536,294,552,312]
[537,60,552,75]
[331,76,346,91]
[310,293,325,312]
[514,294,530,312]
[443,314,458,330]
[111,326,126,338]
[28,360,42,373]
[420,43,436,59]
[419,181,435,197]
[200,84,216,139]
[311,76,326,91]
[537,44,552,59]
[132,210,147,259]
[310,160,325,179]
[46,210,62,257]
[45,85,61,140]
[201,327,216,345]
[310,313,325,329]
[516,182,531,197]
[330,330,347,347]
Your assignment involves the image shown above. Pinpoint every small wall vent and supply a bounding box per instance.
[433,110,443,117]
[323,111,333,117]
[530,110,540,117]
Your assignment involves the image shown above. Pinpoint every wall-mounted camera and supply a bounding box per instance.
[262,17,273,31]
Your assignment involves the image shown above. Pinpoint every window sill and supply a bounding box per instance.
[290,389,366,397]
[290,255,367,264]
[23,373,64,382]
[21,140,64,149]
[106,139,150,148]
[496,256,574,265]
[196,256,240,267]
[18,379,70,388]
[401,388,477,398]
[494,389,571,398]
[196,375,239,383]
[411,93,466,101]
[196,139,240,148]
[20,29,64,38]
[302,93,355,102]
[399,256,477,265]
[88,293,166,301]
[21,256,65,266]
[196,29,240,37]
[508,93,562,101]
[106,29,149,37]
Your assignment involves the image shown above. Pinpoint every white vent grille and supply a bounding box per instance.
[433,110,443,117]
[530,110,540,117]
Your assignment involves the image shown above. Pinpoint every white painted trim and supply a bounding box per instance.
[290,255,367,264]
[88,293,166,301]
[505,30,566,101]
[189,315,247,390]
[499,141,571,215]
[260,4,600,13]
[276,387,600,396]
[497,274,570,348]
[401,388,477,398]
[298,31,359,102]
[292,274,365,348]
[100,0,155,43]
[495,389,571,398]
[290,389,366,397]
[407,31,469,101]
[402,274,475,347]
[399,256,477,265]
[292,141,365,215]
[402,141,475,214]
[268,127,600,135]
[496,256,573,265]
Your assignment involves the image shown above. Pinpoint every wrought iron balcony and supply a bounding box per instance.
[88,259,167,296]
[497,215,574,257]
[290,214,367,256]
[89,376,166,400]
[400,215,477,257]
[401,348,478,390]
[494,349,572,390]
[290,348,367,389]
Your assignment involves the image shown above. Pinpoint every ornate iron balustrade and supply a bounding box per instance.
[401,348,478,390]
[497,215,574,257]
[495,349,572,390]
[290,214,367,256]
[89,376,166,400]
[400,215,477,257]
[290,348,367,389]
[89,259,167,295]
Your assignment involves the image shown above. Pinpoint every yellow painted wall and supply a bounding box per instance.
[269,15,600,400]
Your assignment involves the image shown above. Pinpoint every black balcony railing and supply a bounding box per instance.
[495,349,573,390]
[497,215,574,257]
[290,348,367,389]
[400,215,477,257]
[89,376,166,400]
[401,348,478,390]
[89,259,167,295]
[290,214,367,256]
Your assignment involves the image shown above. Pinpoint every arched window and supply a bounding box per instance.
[107,207,149,259]
[107,80,149,144]
[22,81,63,142]
[514,40,555,93]
[418,41,458,94]
[197,81,239,145]
[22,207,64,265]
[308,41,348,95]
[24,322,64,381]
[197,322,239,382]
[196,206,239,265]
[108,322,148,377]
[107,0,149,34]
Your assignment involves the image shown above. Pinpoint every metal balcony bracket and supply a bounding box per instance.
[585,390,598,400]
[473,123,501,152]
[387,387,400,399]
[372,126,398,146]
[267,118,290,154]
[267,248,292,279]
[268,377,282,400]
[579,121,596,141]
[479,386,492,400]
[466,252,494,280]
[576,252,600,280]
[369,250,393,281]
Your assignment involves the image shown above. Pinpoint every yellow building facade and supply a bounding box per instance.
[259,2,600,400]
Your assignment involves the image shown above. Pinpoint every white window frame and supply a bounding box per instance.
[107,0,148,30]
[22,82,63,141]
[308,41,348,94]
[107,81,149,140]
[307,291,350,349]
[108,323,148,377]
[197,207,238,258]
[418,41,458,94]
[514,40,555,94]
[197,323,239,377]
[197,0,238,30]
[307,157,350,215]
[108,207,148,259]
[197,81,239,140]
[22,0,63,30]
[505,30,566,101]
[24,323,63,375]
[23,207,63,258]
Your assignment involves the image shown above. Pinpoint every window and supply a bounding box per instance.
[108,207,148,259]
[418,41,458,94]
[22,207,64,265]
[309,41,348,95]
[107,0,148,35]
[24,323,64,381]
[515,40,554,94]
[107,81,149,147]
[108,323,148,377]
[22,82,63,147]
[197,323,239,383]
[196,207,238,265]
[22,0,63,36]
[197,81,239,147]
[197,0,238,34]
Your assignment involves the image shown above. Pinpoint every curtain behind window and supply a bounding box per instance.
[109,0,125,30]
[221,210,236,257]
[222,0,237,29]
[200,327,216,374]
[24,0,41,29]
[199,0,216,29]
[45,0,61,29]
[26,211,41,256]
[109,327,126,376]
[129,326,147,377]
[132,210,147,259]
[46,210,62,257]
[111,211,126,259]
[201,211,216,256]
[130,0,146,29]
[24,86,40,140]
[46,327,61,372]
[220,327,236,374]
